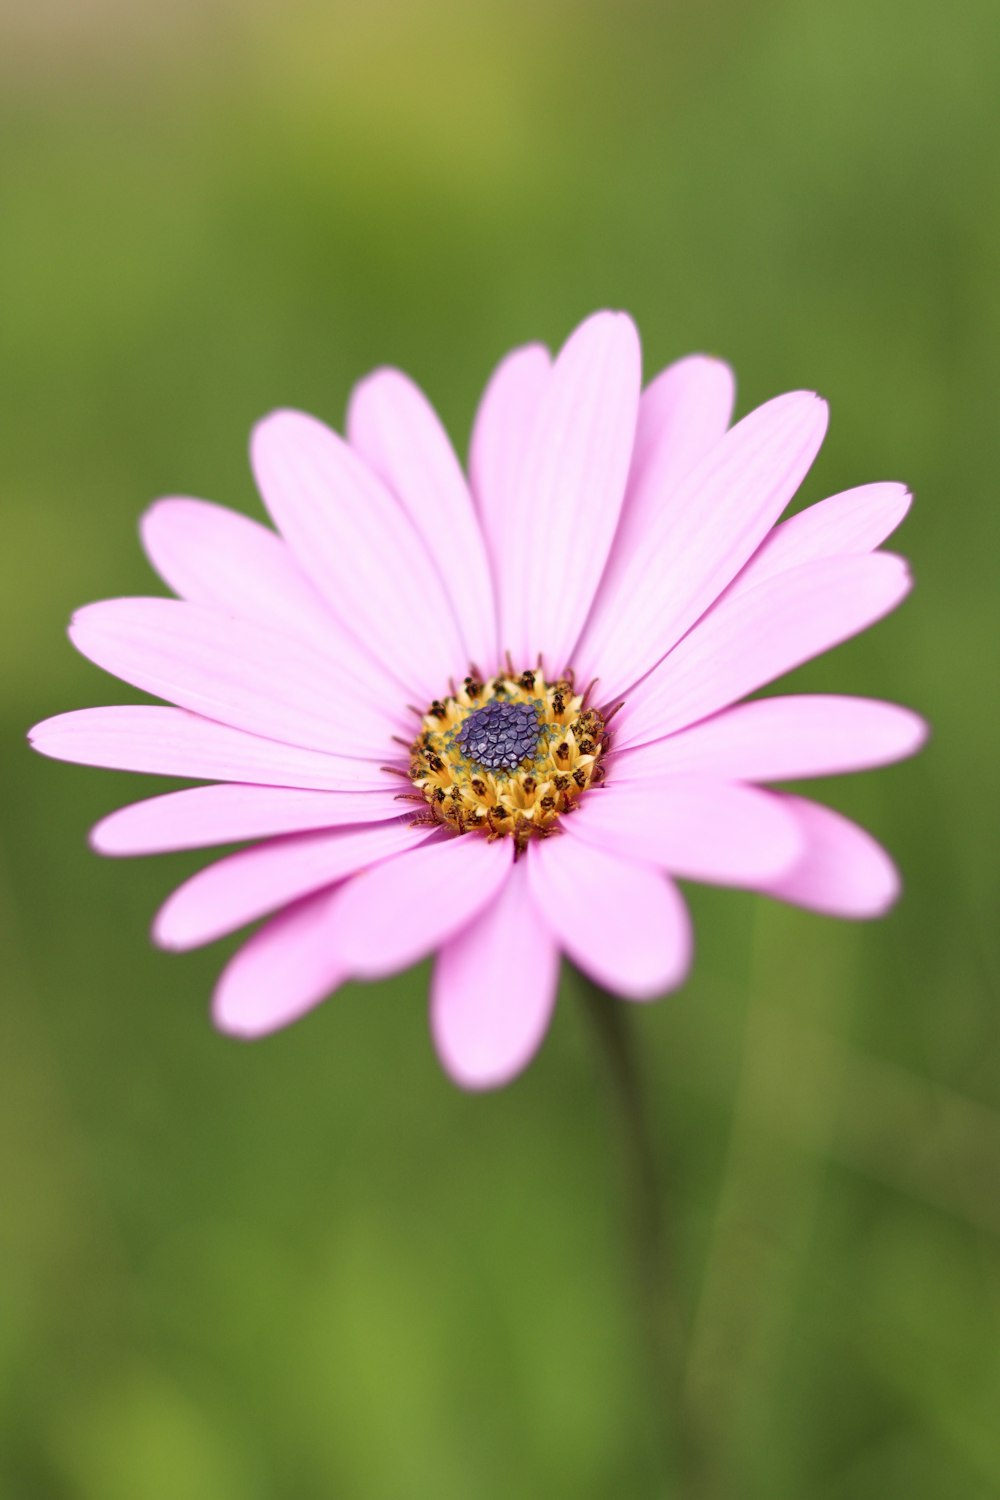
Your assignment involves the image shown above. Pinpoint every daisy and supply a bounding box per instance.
[29,312,925,1089]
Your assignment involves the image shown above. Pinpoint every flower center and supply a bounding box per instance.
[406,667,610,846]
[456,699,541,770]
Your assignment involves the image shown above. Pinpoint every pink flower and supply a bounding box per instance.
[30,312,926,1089]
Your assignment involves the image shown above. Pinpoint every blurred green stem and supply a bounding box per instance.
[577,971,703,1497]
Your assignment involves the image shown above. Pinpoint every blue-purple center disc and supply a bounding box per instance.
[456,699,541,771]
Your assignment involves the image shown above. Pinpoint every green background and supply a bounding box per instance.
[2,1,998,1495]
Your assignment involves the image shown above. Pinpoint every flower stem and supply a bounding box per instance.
[576,970,703,1495]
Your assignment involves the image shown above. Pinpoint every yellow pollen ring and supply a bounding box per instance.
[407,669,608,847]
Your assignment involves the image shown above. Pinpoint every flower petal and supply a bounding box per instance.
[28,707,387,789]
[154,820,425,951]
[91,784,402,857]
[140,497,342,640]
[500,311,641,671]
[726,482,912,600]
[69,598,401,759]
[327,833,514,979]
[617,552,913,749]
[468,343,551,574]
[576,391,829,697]
[212,888,349,1038]
[564,776,802,885]
[612,694,928,784]
[347,368,497,670]
[751,795,901,917]
[430,861,558,1090]
[527,835,691,1000]
[597,354,735,605]
[251,409,465,699]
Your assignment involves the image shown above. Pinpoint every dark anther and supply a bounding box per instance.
[519,670,536,690]
[427,753,444,772]
[523,776,536,793]
[552,691,565,715]
[554,774,570,791]
[578,738,595,755]
[430,700,447,719]
[573,768,587,788]
[493,805,508,819]
[435,788,446,803]
[555,741,569,760]
[470,778,486,796]
[540,795,555,810]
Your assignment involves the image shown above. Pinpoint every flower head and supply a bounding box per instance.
[30,312,926,1088]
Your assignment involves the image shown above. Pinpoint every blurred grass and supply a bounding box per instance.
[1,0,998,1495]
